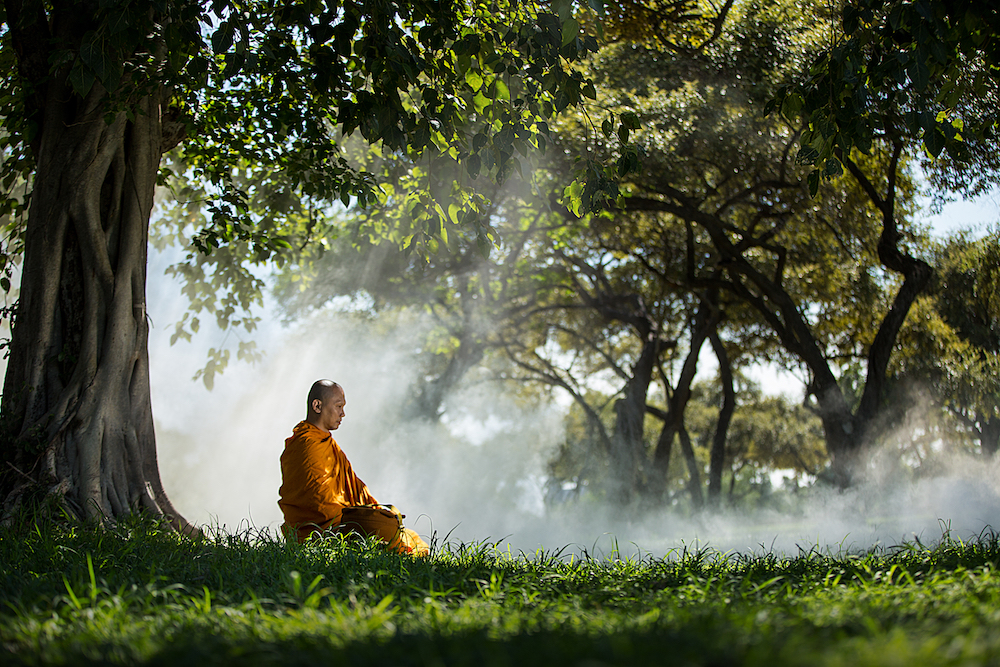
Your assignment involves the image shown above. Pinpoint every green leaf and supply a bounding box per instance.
[621,111,641,129]
[782,92,803,118]
[212,20,236,54]
[106,7,132,35]
[909,57,930,91]
[561,18,579,47]
[492,77,510,101]
[80,31,121,90]
[563,180,584,216]
[843,4,859,34]
[477,233,492,259]
[796,145,820,165]
[466,153,482,179]
[473,90,490,114]
[68,60,96,98]
[924,126,946,158]
[465,69,484,91]
[552,0,574,22]
[807,170,820,197]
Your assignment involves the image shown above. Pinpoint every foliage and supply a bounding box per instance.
[710,387,826,476]
[4,516,1000,664]
[888,231,1000,454]
[932,231,1000,355]
[770,0,1000,196]
[250,0,959,493]
[0,0,622,307]
[147,0,736,388]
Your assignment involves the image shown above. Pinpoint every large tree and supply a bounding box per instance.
[0,0,609,524]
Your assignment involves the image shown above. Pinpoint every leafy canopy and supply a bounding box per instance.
[768,0,1000,195]
[0,0,621,286]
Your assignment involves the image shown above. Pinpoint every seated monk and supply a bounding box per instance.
[278,380,430,556]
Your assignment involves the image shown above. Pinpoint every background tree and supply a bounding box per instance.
[891,231,1000,458]
[0,0,611,524]
[765,0,1000,478]
[932,232,1000,456]
[249,0,925,502]
[587,0,946,483]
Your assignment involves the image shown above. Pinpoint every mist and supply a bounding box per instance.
[146,245,1000,558]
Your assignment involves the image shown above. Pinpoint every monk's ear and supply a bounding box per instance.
[310,398,323,414]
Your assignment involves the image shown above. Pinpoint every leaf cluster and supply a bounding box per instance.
[770,0,1000,195]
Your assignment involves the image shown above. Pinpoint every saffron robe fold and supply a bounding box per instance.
[278,420,429,555]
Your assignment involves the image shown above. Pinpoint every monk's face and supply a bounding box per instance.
[313,387,346,432]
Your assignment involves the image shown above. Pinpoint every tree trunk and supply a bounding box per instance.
[981,415,1000,458]
[649,296,718,498]
[0,68,191,530]
[407,334,485,421]
[677,426,703,508]
[707,329,734,507]
[609,333,660,504]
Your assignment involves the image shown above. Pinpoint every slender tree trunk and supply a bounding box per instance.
[0,63,191,529]
[981,416,1000,458]
[649,297,718,498]
[677,426,703,508]
[609,333,660,504]
[707,329,734,507]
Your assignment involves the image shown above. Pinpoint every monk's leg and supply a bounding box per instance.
[395,527,430,556]
[338,506,429,556]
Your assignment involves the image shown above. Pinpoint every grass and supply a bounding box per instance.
[3,515,1000,665]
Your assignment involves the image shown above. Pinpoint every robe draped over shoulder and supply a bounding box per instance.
[278,420,377,541]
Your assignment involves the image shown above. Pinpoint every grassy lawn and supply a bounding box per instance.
[3,515,1000,665]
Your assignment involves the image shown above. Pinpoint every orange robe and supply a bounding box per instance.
[278,421,428,555]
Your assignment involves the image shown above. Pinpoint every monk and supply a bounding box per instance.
[278,380,429,555]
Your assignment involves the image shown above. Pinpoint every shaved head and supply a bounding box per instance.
[306,380,346,432]
[307,380,342,409]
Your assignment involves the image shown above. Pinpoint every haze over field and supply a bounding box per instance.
[0,193,994,555]
[146,193,1000,556]
[152,303,1000,556]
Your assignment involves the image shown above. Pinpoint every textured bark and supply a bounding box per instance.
[0,4,192,530]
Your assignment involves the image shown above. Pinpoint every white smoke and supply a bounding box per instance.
[145,242,1000,557]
